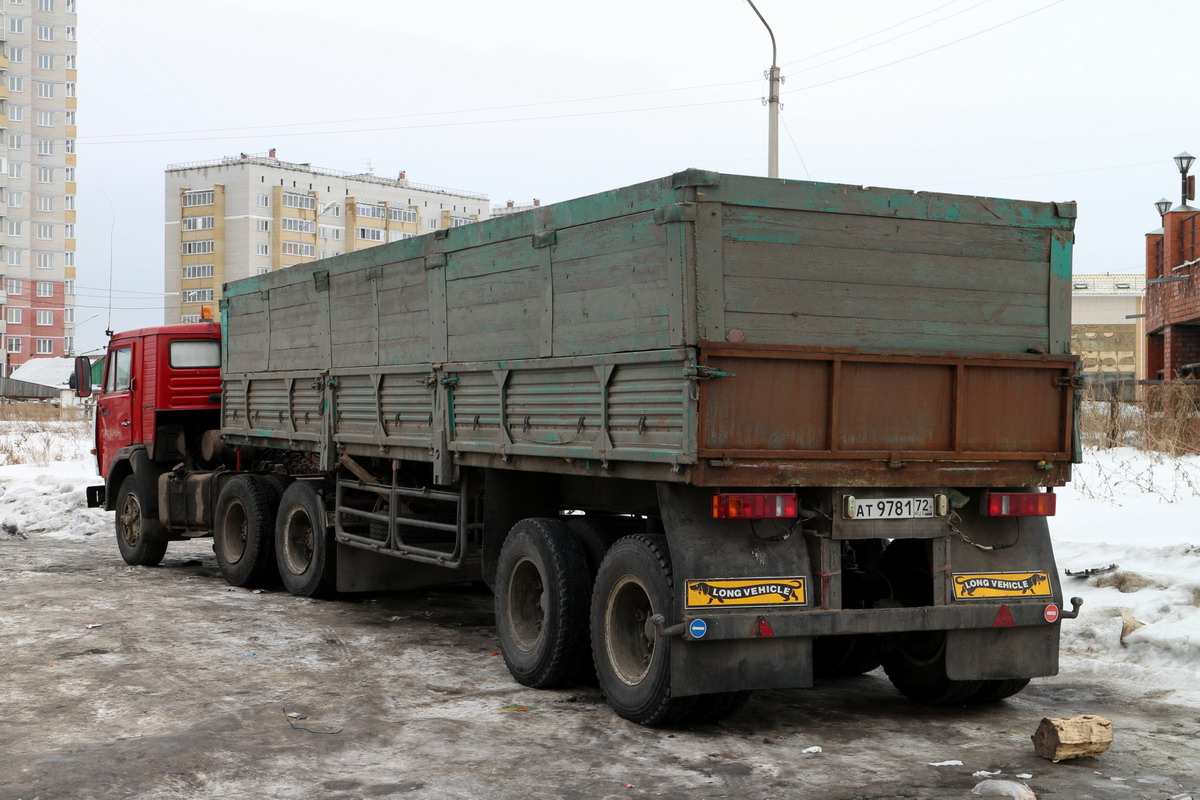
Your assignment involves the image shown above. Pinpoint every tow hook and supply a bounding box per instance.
[651,614,687,637]
[1059,596,1084,620]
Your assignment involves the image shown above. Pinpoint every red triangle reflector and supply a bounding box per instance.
[993,606,1016,627]
[755,616,776,637]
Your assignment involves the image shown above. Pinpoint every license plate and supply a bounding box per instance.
[844,496,938,520]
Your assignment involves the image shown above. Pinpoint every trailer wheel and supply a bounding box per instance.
[591,534,696,726]
[969,678,1031,704]
[275,481,336,598]
[880,539,982,705]
[214,475,277,588]
[115,475,168,566]
[494,518,590,688]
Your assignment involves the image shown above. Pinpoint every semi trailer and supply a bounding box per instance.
[80,170,1082,725]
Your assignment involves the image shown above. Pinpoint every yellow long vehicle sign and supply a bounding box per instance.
[685,577,807,608]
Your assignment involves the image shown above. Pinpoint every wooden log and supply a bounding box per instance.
[1031,715,1113,762]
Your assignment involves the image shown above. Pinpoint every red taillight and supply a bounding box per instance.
[984,492,1056,517]
[712,493,799,519]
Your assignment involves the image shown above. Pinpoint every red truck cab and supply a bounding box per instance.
[79,320,223,565]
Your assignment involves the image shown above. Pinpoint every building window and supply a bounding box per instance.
[65,54,76,70]
[318,226,342,240]
[181,314,201,324]
[256,194,269,207]
[389,208,417,224]
[37,83,53,99]
[64,336,74,354]
[8,134,22,151]
[65,25,76,41]
[7,220,22,236]
[36,281,53,297]
[64,308,73,323]
[37,0,54,10]
[7,249,20,266]
[357,227,384,241]
[36,252,53,269]
[8,279,21,295]
[36,196,53,212]
[65,82,75,98]
[7,105,23,122]
[182,240,215,255]
[182,215,214,231]
[282,217,315,233]
[282,192,315,210]
[36,223,53,240]
[7,47,24,65]
[36,339,53,355]
[8,191,22,207]
[36,167,54,183]
[7,337,21,354]
[64,253,74,268]
[255,267,270,276]
[425,218,439,230]
[182,263,214,280]
[65,110,75,126]
[256,243,269,256]
[9,17,23,34]
[282,241,316,257]
[67,0,77,12]
[64,278,73,294]
[8,76,24,92]
[255,219,269,232]
[182,288,214,303]
[65,139,75,154]
[6,308,19,324]
[36,24,53,41]
[64,223,74,238]
[36,309,52,326]
[64,167,75,182]
[36,138,53,155]
[65,195,75,210]
[357,203,385,219]
[182,189,214,207]
[37,54,53,71]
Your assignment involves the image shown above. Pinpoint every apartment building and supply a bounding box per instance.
[0,0,78,373]
[164,151,489,323]
[1070,272,1146,382]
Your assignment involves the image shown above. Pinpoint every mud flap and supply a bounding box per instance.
[658,483,815,697]
[944,514,1062,680]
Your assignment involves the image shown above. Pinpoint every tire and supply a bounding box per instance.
[260,473,293,502]
[115,475,168,567]
[566,518,635,684]
[813,636,881,679]
[213,475,278,588]
[591,534,696,726]
[685,691,754,725]
[275,481,336,598]
[880,539,982,705]
[494,518,590,688]
[970,678,1031,704]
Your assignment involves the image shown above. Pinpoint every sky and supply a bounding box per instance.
[74,0,1200,353]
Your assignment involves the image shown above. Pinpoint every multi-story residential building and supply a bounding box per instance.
[163,151,489,323]
[0,0,78,373]
[1146,202,1200,378]
[491,198,542,217]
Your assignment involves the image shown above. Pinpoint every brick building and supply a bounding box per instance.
[1145,205,1200,378]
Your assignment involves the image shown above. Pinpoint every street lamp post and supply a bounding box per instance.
[745,0,780,178]
[1174,152,1195,207]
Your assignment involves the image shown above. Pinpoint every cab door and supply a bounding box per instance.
[95,341,137,477]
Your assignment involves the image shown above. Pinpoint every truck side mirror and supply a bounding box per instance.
[73,355,93,397]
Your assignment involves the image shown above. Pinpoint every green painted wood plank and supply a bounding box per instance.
[694,202,725,341]
[1048,230,1073,354]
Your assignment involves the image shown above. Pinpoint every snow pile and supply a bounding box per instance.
[0,420,94,466]
[0,455,109,540]
[1054,447,1200,704]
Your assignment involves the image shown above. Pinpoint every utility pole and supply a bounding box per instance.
[746,0,780,178]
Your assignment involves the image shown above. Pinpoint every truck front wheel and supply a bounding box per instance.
[494,518,589,688]
[214,475,278,588]
[115,475,167,567]
[275,481,336,597]
[591,534,695,726]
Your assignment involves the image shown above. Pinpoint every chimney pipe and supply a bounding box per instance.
[268,148,277,158]
[533,199,541,207]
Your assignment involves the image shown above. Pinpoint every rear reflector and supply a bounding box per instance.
[984,492,1056,517]
[713,493,799,520]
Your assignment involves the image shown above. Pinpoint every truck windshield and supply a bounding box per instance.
[170,340,220,369]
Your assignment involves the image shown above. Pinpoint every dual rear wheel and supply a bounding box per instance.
[494,519,751,726]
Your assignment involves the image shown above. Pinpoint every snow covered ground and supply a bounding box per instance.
[3,420,1197,707]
